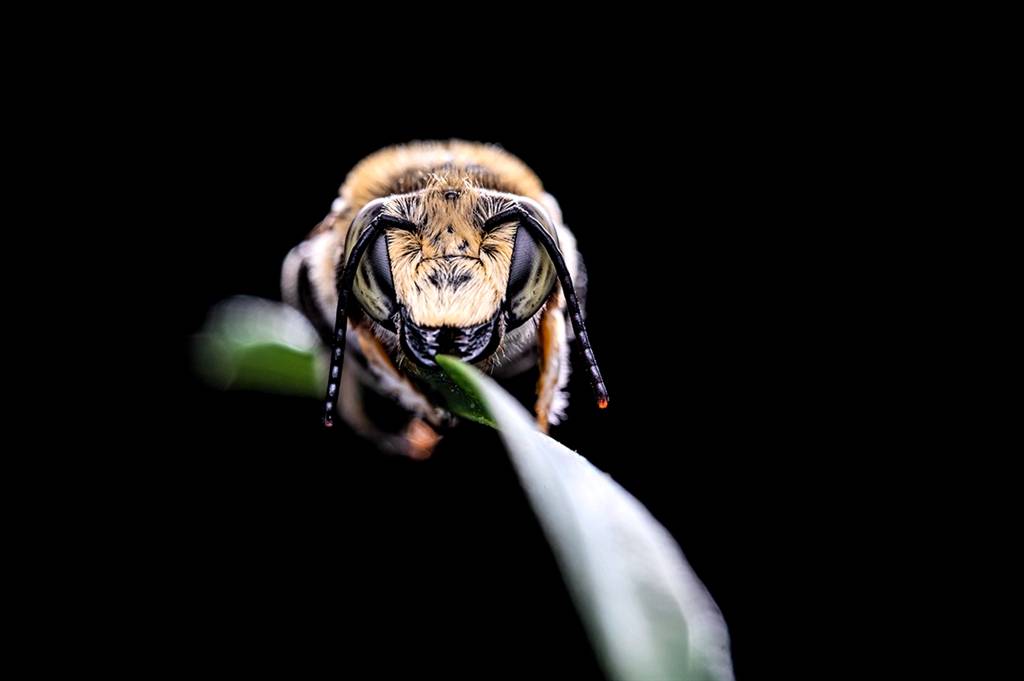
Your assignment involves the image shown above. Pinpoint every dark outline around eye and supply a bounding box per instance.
[379,215,419,233]
[482,213,519,232]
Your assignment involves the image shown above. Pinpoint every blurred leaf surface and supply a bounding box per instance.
[192,296,324,397]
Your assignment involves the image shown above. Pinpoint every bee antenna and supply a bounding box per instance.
[323,217,386,427]
[516,206,609,410]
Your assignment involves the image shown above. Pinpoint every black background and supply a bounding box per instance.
[143,83,844,677]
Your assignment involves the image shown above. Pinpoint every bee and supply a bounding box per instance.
[282,141,607,457]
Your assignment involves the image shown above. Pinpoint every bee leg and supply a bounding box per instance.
[535,295,571,432]
[344,325,451,459]
[401,418,443,461]
[337,362,441,459]
[352,326,451,429]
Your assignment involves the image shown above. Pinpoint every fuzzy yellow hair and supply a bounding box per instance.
[322,141,546,329]
[339,140,546,213]
[384,185,520,327]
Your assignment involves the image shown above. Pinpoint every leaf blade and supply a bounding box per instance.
[437,355,734,681]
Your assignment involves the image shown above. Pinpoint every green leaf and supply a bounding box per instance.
[191,297,734,680]
[418,366,496,428]
[191,296,326,397]
[437,355,734,681]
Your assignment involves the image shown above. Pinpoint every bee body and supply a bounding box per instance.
[283,141,604,457]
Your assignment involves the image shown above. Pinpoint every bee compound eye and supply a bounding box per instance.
[352,230,398,326]
[504,223,556,329]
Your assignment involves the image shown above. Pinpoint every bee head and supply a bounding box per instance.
[345,187,558,367]
[322,185,607,428]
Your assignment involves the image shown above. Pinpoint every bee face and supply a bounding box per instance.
[347,187,557,367]
[284,140,610,434]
